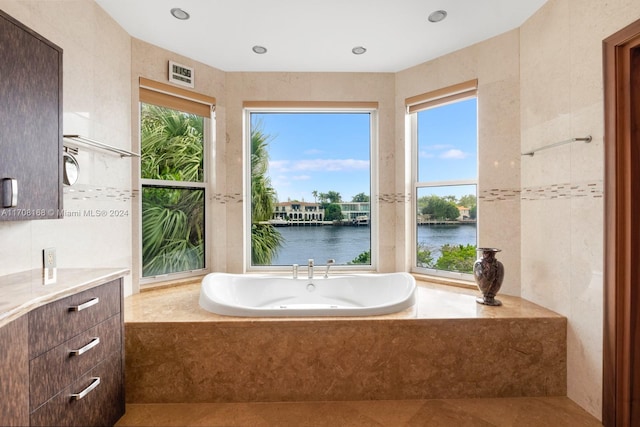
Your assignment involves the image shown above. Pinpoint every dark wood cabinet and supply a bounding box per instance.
[0,9,63,221]
[0,278,125,427]
[0,316,30,426]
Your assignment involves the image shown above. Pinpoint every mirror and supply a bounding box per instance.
[63,152,79,186]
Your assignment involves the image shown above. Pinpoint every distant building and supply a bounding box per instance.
[272,201,370,224]
[457,206,470,220]
[337,202,370,223]
[273,202,325,222]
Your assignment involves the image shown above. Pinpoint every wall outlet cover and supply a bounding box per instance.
[43,247,56,269]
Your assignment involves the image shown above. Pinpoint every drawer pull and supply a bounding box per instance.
[69,337,100,356]
[70,377,100,401]
[69,297,99,312]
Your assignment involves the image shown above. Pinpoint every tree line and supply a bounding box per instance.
[417,194,476,221]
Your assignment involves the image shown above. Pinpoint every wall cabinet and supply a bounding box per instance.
[0,10,63,221]
[0,278,125,426]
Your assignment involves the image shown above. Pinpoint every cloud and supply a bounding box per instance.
[272,175,291,187]
[419,151,435,159]
[270,160,290,171]
[426,144,453,151]
[303,148,323,155]
[292,175,311,181]
[440,149,469,159]
[270,158,369,172]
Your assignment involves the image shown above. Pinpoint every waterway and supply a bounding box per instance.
[270,223,477,266]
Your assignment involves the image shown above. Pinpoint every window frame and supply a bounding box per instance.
[138,80,215,285]
[408,81,478,281]
[243,104,379,273]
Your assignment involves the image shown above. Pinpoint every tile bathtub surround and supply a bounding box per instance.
[115,397,602,427]
[124,282,566,404]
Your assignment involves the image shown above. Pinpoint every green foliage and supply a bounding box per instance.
[251,223,283,265]
[458,194,477,219]
[416,244,434,268]
[319,191,342,204]
[469,205,477,219]
[349,250,371,265]
[434,244,477,273]
[458,194,477,210]
[419,195,460,220]
[351,192,370,202]
[323,203,343,221]
[417,193,477,220]
[141,104,204,182]
[140,104,205,277]
[250,125,283,265]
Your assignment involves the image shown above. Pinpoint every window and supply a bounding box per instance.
[139,78,215,281]
[407,80,478,279]
[244,103,377,270]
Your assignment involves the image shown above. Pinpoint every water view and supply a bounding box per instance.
[271,223,477,266]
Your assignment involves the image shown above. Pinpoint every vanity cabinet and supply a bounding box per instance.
[0,316,29,426]
[0,276,125,427]
[0,10,63,221]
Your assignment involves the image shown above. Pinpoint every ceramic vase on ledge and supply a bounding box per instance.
[473,248,505,306]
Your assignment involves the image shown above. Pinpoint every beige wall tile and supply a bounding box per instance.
[0,1,133,295]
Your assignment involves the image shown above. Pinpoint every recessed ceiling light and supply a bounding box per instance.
[352,46,367,55]
[428,10,447,23]
[252,45,268,54]
[170,8,190,20]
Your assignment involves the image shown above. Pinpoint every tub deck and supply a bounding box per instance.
[124,280,566,404]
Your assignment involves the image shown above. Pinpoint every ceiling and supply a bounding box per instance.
[95,0,548,73]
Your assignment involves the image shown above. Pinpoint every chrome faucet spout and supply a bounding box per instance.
[308,259,314,279]
[324,259,335,279]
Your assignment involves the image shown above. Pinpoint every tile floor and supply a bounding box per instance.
[116,397,602,426]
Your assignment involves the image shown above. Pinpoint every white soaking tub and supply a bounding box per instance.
[198,272,416,317]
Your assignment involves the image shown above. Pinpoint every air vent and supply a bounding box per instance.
[168,60,194,88]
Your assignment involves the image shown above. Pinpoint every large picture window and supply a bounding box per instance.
[408,80,478,279]
[244,104,377,271]
[139,79,214,280]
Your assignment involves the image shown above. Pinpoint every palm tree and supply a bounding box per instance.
[250,125,283,265]
[140,104,205,276]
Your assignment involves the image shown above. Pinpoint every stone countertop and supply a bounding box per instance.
[0,268,129,328]
[125,278,563,324]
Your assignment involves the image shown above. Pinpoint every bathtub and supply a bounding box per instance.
[198,272,416,317]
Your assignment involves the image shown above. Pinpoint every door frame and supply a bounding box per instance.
[603,18,640,427]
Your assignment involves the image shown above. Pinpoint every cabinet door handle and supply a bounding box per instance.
[2,178,17,208]
[70,377,100,401]
[69,297,99,312]
[69,337,100,356]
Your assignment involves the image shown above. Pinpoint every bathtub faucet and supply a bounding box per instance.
[308,259,314,279]
[324,259,335,279]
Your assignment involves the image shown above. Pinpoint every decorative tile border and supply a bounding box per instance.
[378,193,411,204]
[478,188,521,202]
[520,180,603,201]
[203,181,603,207]
[63,185,135,202]
[212,193,243,204]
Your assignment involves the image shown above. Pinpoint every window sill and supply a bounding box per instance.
[410,272,476,290]
[140,275,205,293]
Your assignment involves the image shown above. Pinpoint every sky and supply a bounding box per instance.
[252,112,371,203]
[250,98,477,204]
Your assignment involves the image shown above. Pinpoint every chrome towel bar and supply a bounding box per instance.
[63,135,140,158]
[522,135,592,157]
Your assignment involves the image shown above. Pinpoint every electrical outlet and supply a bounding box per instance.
[43,247,56,269]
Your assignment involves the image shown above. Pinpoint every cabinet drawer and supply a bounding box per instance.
[29,280,121,358]
[30,314,122,411]
[30,352,124,427]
